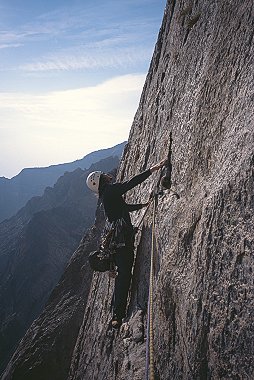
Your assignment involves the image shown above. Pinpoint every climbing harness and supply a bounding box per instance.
[88,245,115,273]
[88,222,117,273]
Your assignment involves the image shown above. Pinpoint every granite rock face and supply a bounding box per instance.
[68,1,254,379]
[2,0,254,379]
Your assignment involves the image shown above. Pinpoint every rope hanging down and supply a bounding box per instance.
[144,133,180,379]
[145,193,157,380]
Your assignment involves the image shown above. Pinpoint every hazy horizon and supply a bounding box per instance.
[0,140,126,180]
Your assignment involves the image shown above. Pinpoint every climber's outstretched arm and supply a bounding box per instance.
[118,158,166,195]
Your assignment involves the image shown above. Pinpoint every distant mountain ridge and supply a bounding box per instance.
[0,155,120,375]
[0,142,126,222]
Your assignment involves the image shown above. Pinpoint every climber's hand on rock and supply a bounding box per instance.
[150,158,167,173]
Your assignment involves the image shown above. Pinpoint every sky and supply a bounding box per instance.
[0,0,166,178]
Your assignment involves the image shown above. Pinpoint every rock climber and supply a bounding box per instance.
[86,158,166,328]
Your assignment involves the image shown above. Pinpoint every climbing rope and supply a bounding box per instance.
[136,197,153,231]
[145,193,157,380]
[144,134,180,379]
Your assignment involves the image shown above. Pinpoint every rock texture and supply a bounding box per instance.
[69,1,254,378]
[0,157,119,375]
[0,142,125,222]
[2,0,254,379]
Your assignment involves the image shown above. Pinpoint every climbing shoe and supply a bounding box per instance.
[111,315,122,329]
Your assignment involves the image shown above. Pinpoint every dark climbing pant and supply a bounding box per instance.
[113,245,134,319]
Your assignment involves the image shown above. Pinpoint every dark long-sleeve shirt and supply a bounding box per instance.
[101,169,152,226]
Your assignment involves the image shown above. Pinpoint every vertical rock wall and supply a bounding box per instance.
[69,0,254,379]
[2,1,253,379]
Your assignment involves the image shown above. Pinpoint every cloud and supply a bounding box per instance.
[19,46,152,72]
[15,15,157,72]
[0,1,162,73]
[0,74,146,176]
[0,43,22,49]
[0,74,145,127]
[0,3,157,45]
[0,30,40,44]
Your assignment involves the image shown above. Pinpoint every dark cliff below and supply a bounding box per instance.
[2,0,253,379]
[0,156,119,376]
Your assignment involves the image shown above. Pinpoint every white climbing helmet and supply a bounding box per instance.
[86,171,102,193]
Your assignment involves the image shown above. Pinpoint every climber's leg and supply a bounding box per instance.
[112,246,134,327]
